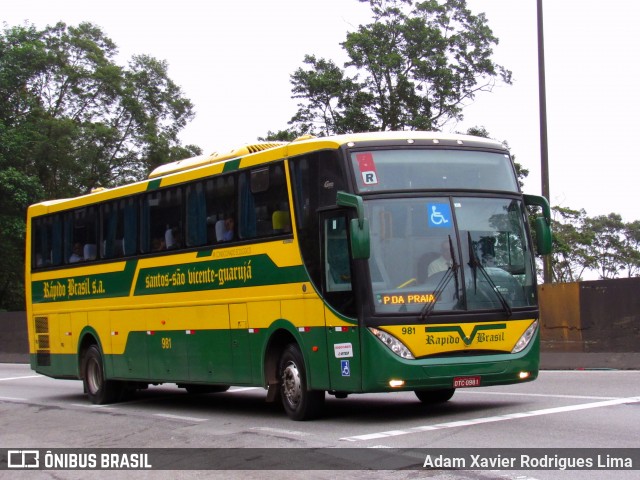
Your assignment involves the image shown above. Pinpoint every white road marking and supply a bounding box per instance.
[228,387,261,393]
[0,375,41,382]
[456,390,619,400]
[0,396,27,401]
[251,427,312,437]
[153,413,208,422]
[340,396,640,442]
[71,403,114,409]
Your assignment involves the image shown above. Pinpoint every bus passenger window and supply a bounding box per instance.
[141,187,183,253]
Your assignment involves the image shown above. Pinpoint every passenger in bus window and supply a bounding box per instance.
[223,215,234,241]
[69,243,83,263]
[165,225,175,248]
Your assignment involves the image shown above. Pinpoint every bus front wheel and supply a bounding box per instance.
[278,344,324,421]
[82,345,121,404]
[415,388,455,404]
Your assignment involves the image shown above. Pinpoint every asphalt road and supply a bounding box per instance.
[1,363,639,480]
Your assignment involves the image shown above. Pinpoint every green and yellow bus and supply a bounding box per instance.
[25,131,552,420]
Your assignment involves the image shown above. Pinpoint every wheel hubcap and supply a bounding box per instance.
[282,361,302,407]
[86,358,101,394]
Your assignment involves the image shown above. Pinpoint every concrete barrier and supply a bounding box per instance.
[538,277,640,370]
[0,311,29,363]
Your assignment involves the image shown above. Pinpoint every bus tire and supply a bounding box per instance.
[415,388,455,404]
[82,345,121,404]
[278,344,324,421]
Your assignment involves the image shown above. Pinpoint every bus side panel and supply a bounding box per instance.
[280,298,331,390]
[109,310,148,379]
[230,303,252,384]
[188,305,233,383]
[29,313,78,379]
[109,305,235,384]
[247,301,275,385]
[324,308,362,393]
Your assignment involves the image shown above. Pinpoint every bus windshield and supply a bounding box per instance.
[350,149,518,193]
[366,196,537,316]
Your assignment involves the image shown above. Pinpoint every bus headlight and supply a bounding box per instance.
[511,320,538,353]
[368,328,415,359]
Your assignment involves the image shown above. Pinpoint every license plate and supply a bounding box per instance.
[453,376,481,388]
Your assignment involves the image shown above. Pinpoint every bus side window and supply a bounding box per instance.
[141,187,184,253]
[186,182,207,247]
[205,175,236,244]
[237,162,291,241]
[322,213,356,317]
[33,215,61,268]
[63,206,98,264]
[324,216,353,292]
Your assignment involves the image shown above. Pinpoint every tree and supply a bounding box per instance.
[549,206,594,283]
[0,22,200,310]
[0,22,200,199]
[0,168,43,310]
[621,220,640,277]
[584,213,627,279]
[289,0,511,135]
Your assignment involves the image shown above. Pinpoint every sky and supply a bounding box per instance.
[4,0,640,222]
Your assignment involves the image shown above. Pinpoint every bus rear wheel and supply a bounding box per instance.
[415,388,455,404]
[278,344,324,421]
[82,345,121,404]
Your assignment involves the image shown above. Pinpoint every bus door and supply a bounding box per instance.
[321,211,362,391]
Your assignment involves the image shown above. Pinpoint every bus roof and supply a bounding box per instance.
[28,131,507,215]
[148,131,505,179]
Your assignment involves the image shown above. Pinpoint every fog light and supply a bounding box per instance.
[519,371,530,380]
[389,379,405,388]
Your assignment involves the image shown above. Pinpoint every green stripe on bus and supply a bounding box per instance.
[134,254,307,296]
[146,179,162,191]
[31,255,308,302]
[222,158,241,173]
[31,260,138,303]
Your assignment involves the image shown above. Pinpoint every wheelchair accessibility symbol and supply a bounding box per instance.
[341,360,351,377]
[428,203,451,228]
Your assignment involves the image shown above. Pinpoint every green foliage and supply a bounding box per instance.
[549,207,594,282]
[0,22,199,310]
[0,168,44,310]
[0,22,197,198]
[549,209,640,281]
[289,0,511,135]
[258,129,304,142]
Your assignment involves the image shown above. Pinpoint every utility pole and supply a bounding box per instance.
[537,0,552,283]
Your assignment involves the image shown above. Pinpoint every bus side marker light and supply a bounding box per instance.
[111,331,118,336]
[248,328,259,334]
[389,379,405,388]
[335,327,348,332]
[147,331,155,336]
[519,371,530,380]
[312,346,319,352]
[186,330,195,335]
[298,327,311,332]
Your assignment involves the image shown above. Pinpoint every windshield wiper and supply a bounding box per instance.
[467,232,512,317]
[420,236,460,321]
